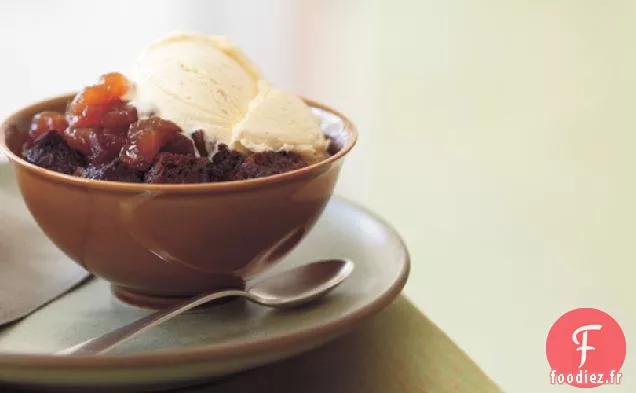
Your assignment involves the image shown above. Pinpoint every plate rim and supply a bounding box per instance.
[0,194,410,370]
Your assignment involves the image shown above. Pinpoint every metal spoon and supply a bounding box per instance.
[57,259,354,355]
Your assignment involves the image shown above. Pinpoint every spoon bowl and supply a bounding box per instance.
[247,259,354,307]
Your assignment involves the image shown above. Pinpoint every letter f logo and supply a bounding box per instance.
[572,324,602,368]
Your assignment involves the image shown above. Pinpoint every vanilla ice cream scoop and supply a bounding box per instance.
[128,32,328,162]
[232,82,328,160]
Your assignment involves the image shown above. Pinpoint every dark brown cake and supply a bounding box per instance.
[144,152,208,184]
[233,151,307,180]
[205,144,244,182]
[24,131,86,175]
[191,130,209,157]
[80,158,143,183]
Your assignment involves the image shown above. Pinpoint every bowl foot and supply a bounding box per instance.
[112,284,244,309]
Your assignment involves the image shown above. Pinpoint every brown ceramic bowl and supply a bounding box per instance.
[0,93,357,308]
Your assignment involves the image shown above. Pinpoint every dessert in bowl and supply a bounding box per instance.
[0,33,356,308]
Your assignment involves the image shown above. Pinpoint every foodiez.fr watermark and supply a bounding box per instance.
[546,308,626,388]
[550,368,622,386]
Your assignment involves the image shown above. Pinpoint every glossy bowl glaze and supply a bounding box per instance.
[0,94,357,308]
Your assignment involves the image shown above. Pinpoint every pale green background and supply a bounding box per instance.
[320,2,636,392]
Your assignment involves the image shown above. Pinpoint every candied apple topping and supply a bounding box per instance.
[58,72,138,165]
[89,131,127,166]
[63,127,94,155]
[27,112,68,145]
[98,101,138,133]
[120,117,184,171]
[63,110,138,166]
[66,72,132,128]
[160,134,195,156]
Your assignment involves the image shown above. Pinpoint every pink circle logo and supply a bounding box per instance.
[546,308,626,388]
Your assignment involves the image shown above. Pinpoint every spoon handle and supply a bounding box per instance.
[57,289,245,355]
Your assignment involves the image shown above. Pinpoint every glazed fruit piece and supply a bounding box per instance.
[160,134,196,156]
[93,101,138,132]
[62,73,138,165]
[121,118,191,171]
[27,112,68,144]
[88,132,127,166]
[66,73,131,128]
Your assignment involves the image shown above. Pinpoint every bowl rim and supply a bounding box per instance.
[0,94,357,193]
